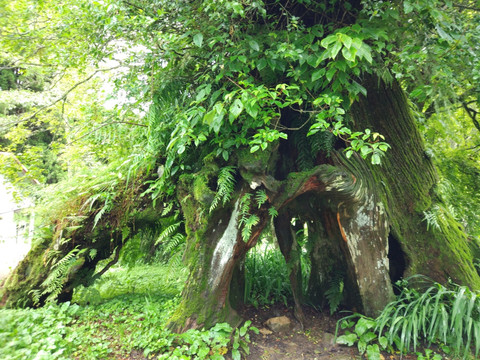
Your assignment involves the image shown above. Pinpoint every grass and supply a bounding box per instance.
[0,263,256,360]
[336,276,480,359]
[376,276,480,358]
[244,242,292,307]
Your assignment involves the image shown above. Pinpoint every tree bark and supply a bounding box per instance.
[171,75,480,330]
[350,76,480,289]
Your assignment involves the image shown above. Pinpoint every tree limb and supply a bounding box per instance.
[91,246,121,282]
[3,66,122,129]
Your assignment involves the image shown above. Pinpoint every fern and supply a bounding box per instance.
[162,233,185,255]
[241,215,260,242]
[155,221,182,246]
[325,274,344,314]
[423,210,441,231]
[161,201,174,216]
[210,166,236,213]
[255,189,268,208]
[40,247,81,302]
[238,193,260,242]
[268,207,278,218]
[239,193,252,224]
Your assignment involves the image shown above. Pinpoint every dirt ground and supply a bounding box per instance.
[239,304,420,360]
[240,304,361,360]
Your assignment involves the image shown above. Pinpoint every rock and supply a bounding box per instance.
[259,327,273,335]
[322,331,337,346]
[265,316,291,332]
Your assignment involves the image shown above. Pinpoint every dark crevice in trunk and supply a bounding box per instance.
[388,231,408,293]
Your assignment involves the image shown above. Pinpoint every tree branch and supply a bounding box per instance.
[461,101,480,132]
[91,246,121,282]
[4,66,122,129]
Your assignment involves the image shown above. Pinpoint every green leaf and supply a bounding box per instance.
[232,348,241,360]
[311,68,325,82]
[320,34,337,48]
[326,67,337,82]
[355,317,376,336]
[435,24,453,41]
[249,40,260,51]
[336,333,358,346]
[203,108,216,125]
[229,99,244,120]
[250,145,259,153]
[340,34,352,49]
[358,339,367,354]
[257,58,267,71]
[357,43,372,63]
[366,344,381,360]
[330,41,342,59]
[404,1,414,14]
[342,46,357,62]
[371,153,381,165]
[193,33,203,47]
[378,336,388,349]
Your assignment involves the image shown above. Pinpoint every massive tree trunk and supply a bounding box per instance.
[169,76,480,331]
[2,76,479,332]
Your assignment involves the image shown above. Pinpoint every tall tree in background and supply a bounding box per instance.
[1,0,480,331]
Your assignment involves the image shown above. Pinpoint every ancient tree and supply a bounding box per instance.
[2,0,480,333]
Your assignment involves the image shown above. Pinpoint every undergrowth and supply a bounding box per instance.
[336,276,480,359]
[244,242,291,307]
[0,263,257,360]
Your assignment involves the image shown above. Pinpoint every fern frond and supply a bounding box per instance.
[167,250,184,268]
[268,207,278,218]
[255,189,268,208]
[155,221,182,246]
[423,207,441,231]
[41,247,80,301]
[241,215,259,242]
[163,233,186,255]
[325,274,344,314]
[210,166,236,213]
[239,193,252,223]
[161,202,174,216]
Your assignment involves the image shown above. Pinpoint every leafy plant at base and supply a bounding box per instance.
[376,277,480,358]
[231,320,259,360]
[416,348,443,360]
[336,277,480,359]
[324,273,344,315]
[336,314,388,359]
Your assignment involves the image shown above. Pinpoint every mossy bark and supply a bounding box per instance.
[172,76,480,329]
[350,77,480,289]
[0,184,159,308]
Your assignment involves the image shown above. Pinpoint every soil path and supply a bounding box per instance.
[240,304,420,360]
[241,304,361,360]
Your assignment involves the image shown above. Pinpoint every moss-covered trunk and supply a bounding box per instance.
[172,76,480,329]
[350,77,480,288]
[0,180,158,308]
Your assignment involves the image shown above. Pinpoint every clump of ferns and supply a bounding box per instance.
[239,189,275,242]
[423,203,461,233]
[32,246,96,304]
[155,211,186,267]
